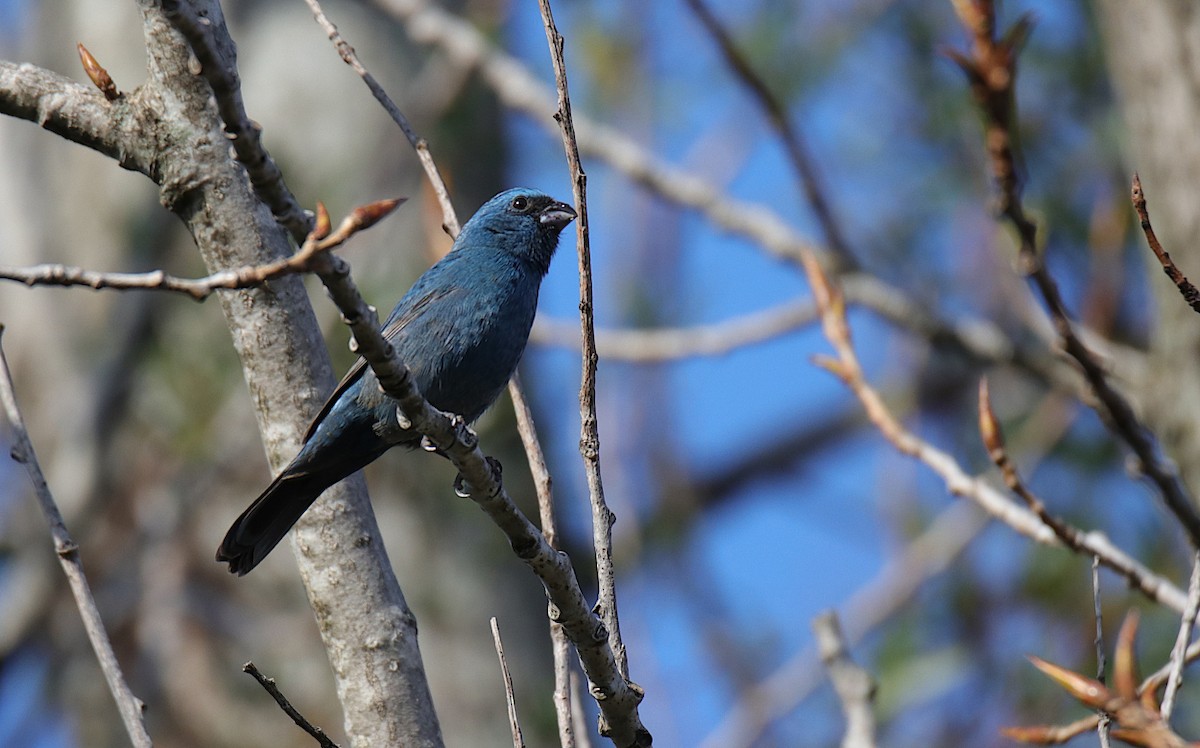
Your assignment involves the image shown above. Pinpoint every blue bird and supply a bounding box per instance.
[217,188,576,575]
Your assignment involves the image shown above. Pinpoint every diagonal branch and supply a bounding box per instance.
[682,0,856,270]
[0,329,152,748]
[796,248,1187,612]
[302,0,460,238]
[296,4,582,741]
[948,2,1200,548]
[1131,175,1200,315]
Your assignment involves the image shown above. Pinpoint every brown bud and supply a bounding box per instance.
[313,202,332,240]
[1028,655,1109,708]
[977,378,1005,458]
[1114,610,1140,700]
[999,725,1056,745]
[350,197,406,232]
[811,354,849,382]
[1131,173,1146,214]
[77,43,119,101]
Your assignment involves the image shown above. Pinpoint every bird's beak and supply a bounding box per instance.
[539,201,577,230]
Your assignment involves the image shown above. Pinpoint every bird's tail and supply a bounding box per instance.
[216,469,332,576]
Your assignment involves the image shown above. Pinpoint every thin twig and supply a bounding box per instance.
[979,378,1116,558]
[509,373,575,748]
[242,661,340,747]
[0,328,151,748]
[1161,552,1200,721]
[796,249,1188,612]
[812,611,877,748]
[1094,555,1113,748]
[682,0,855,270]
[948,1,1200,548]
[303,0,459,237]
[1131,174,1200,315]
[0,209,398,299]
[490,618,526,748]
[535,0,628,687]
[160,0,313,242]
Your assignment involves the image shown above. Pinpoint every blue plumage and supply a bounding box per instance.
[217,188,576,574]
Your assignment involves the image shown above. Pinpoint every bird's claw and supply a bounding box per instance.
[453,456,502,498]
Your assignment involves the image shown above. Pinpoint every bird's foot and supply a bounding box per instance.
[453,456,502,498]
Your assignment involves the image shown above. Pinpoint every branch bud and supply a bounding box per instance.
[313,202,332,240]
[350,197,406,232]
[77,43,119,101]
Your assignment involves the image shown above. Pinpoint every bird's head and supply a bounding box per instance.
[458,188,577,275]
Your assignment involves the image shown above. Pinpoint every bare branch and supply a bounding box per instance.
[531,298,818,362]
[797,249,1188,612]
[950,2,1200,548]
[0,199,402,300]
[979,378,1105,555]
[0,328,152,748]
[509,374,576,748]
[812,612,877,748]
[293,6,590,740]
[303,0,459,238]
[0,60,156,177]
[490,618,526,748]
[682,0,855,270]
[1161,552,1200,721]
[243,661,340,748]
[1131,174,1200,315]
[535,0,631,698]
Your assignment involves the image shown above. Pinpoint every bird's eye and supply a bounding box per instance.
[511,196,529,212]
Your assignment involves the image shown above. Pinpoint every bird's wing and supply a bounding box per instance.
[302,285,463,443]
